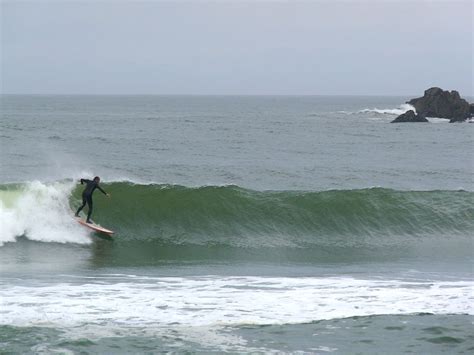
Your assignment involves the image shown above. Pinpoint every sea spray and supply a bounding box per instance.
[0,181,90,245]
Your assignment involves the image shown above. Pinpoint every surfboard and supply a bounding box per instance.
[75,217,114,235]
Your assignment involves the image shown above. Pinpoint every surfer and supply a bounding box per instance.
[75,176,109,223]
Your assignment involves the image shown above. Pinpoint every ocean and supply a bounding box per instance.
[0,95,473,353]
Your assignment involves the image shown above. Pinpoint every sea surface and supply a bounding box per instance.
[0,95,473,354]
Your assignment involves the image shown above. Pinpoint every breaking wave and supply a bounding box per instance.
[1,181,472,251]
[356,104,415,115]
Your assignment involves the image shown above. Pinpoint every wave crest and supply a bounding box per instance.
[1,182,472,249]
[79,183,473,247]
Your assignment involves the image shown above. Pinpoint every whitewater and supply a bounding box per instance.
[0,181,91,246]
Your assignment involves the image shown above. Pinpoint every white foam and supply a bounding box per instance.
[2,275,471,350]
[0,181,91,246]
[358,104,416,116]
[1,276,472,329]
[427,117,450,123]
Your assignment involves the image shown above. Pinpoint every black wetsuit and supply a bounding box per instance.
[75,179,107,222]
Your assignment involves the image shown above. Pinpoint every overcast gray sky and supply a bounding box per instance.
[1,0,472,95]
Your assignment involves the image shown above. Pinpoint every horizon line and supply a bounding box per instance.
[0,93,421,97]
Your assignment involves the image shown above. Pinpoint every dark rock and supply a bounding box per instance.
[391,110,428,123]
[449,116,469,123]
[470,103,474,115]
[407,87,471,122]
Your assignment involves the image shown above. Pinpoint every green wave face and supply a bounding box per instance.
[72,183,474,248]
[2,182,473,264]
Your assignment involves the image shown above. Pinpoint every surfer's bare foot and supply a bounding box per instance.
[86,220,92,224]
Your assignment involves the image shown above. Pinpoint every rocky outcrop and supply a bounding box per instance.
[391,110,428,123]
[407,87,471,122]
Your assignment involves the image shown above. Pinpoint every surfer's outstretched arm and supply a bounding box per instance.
[80,178,92,185]
[97,185,109,196]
